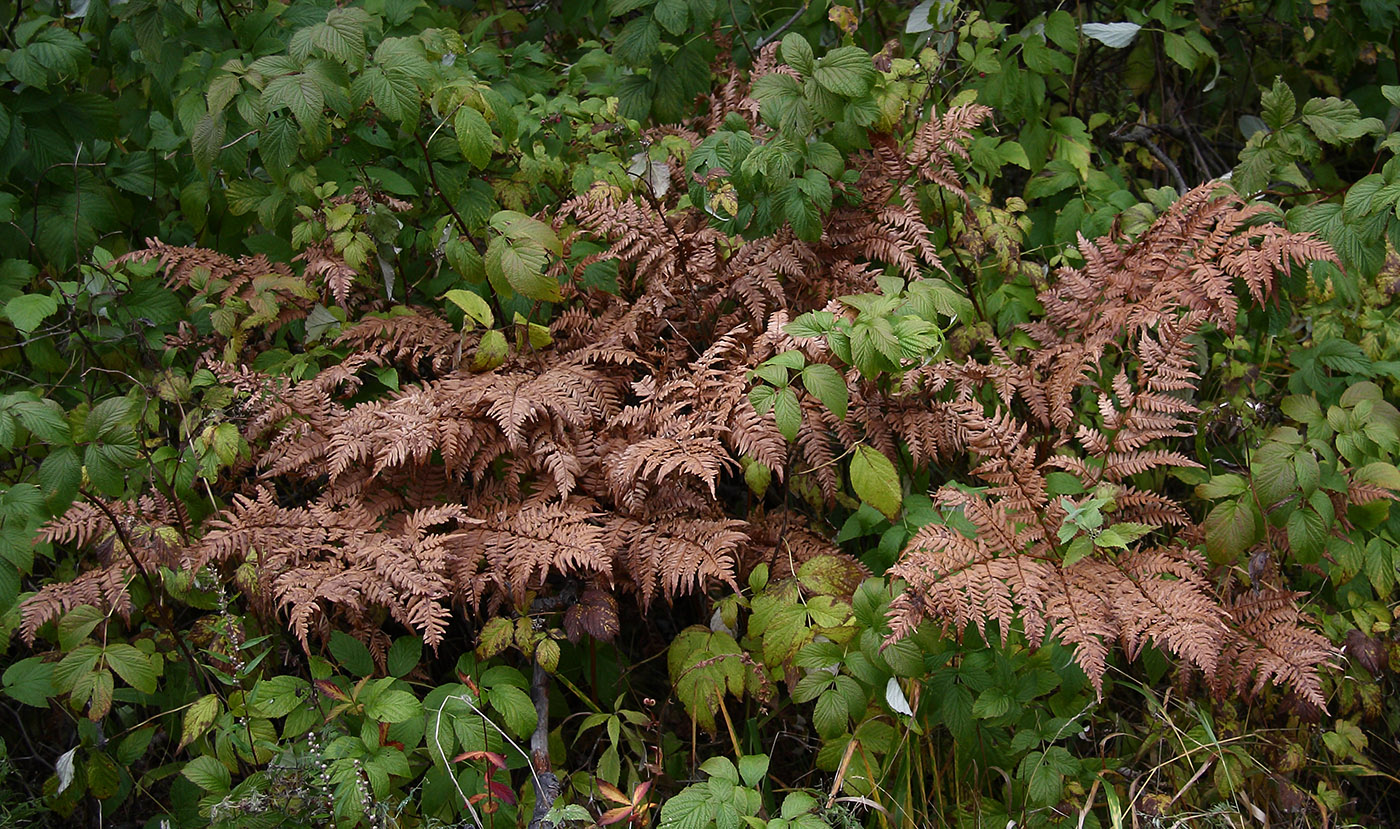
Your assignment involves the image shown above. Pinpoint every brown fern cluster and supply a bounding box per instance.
[29,67,1341,711]
[887,187,1339,705]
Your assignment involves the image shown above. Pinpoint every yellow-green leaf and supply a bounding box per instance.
[850,445,901,519]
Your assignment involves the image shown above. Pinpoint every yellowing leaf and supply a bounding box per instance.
[179,694,221,750]
[850,445,901,519]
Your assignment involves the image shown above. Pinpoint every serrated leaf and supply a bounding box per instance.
[1261,77,1296,130]
[263,74,324,128]
[800,364,847,420]
[1062,534,1093,566]
[1203,497,1262,563]
[103,644,157,694]
[10,398,70,443]
[488,683,537,738]
[773,387,801,442]
[35,446,77,510]
[182,755,231,794]
[472,329,508,372]
[248,675,308,718]
[455,106,493,168]
[489,211,562,255]
[812,687,847,738]
[850,445,902,519]
[738,754,769,787]
[780,34,814,77]
[4,292,58,335]
[813,47,876,97]
[614,16,661,65]
[366,688,421,723]
[654,0,689,35]
[2,657,55,707]
[179,694,221,750]
[387,637,422,678]
[1286,506,1328,563]
[445,289,494,328]
[485,236,559,302]
[353,66,420,123]
[1301,97,1384,145]
[328,631,374,677]
[1195,474,1249,500]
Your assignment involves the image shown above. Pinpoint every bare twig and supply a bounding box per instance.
[1111,124,1190,194]
[754,1,810,49]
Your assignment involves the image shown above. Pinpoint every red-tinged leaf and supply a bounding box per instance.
[600,806,634,825]
[451,750,508,770]
[632,780,652,803]
[487,779,517,804]
[597,779,629,804]
[315,679,351,702]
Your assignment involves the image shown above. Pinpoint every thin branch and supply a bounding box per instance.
[1110,124,1189,194]
[754,1,810,49]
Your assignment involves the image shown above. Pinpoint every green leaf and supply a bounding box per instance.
[1203,497,1262,563]
[1020,750,1067,806]
[659,782,712,829]
[472,329,508,371]
[2,657,55,707]
[1251,442,1298,509]
[1094,522,1154,548]
[9,398,70,443]
[259,115,299,174]
[1062,534,1093,566]
[103,644,157,693]
[738,754,769,788]
[455,106,494,169]
[812,687,847,737]
[1195,474,1249,500]
[1162,31,1198,69]
[445,289,494,328]
[179,694,221,750]
[971,688,1011,719]
[366,688,421,723]
[653,0,689,35]
[1286,506,1328,563]
[781,34,814,77]
[850,445,902,519]
[88,751,121,800]
[1260,77,1295,130]
[263,74,324,128]
[614,17,661,65]
[386,637,423,678]
[488,683,537,738]
[485,236,559,302]
[329,631,374,677]
[490,211,562,256]
[59,606,104,650]
[785,312,836,339]
[182,755,231,794]
[751,73,811,135]
[1301,97,1384,145]
[38,445,80,508]
[248,675,308,718]
[799,365,848,419]
[87,397,135,439]
[773,387,801,442]
[353,66,420,123]
[814,47,876,97]
[4,293,58,335]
